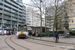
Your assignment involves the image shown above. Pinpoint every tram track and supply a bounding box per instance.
[5,36,30,50]
[4,36,75,50]
[23,38,75,50]
[5,37,15,50]
[10,36,30,50]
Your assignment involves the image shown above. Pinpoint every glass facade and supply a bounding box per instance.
[0,0,26,30]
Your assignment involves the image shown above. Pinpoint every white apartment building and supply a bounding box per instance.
[26,7,33,26]
[26,7,45,30]
[26,7,41,27]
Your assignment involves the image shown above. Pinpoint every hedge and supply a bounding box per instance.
[50,31,64,34]
[69,30,75,36]
[38,33,54,37]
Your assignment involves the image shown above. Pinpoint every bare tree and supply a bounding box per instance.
[45,0,69,34]
[31,0,50,33]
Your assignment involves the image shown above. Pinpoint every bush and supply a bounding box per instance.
[49,31,64,34]
[38,33,54,37]
[38,33,47,37]
[49,33,54,37]
[69,30,75,36]
[58,31,64,34]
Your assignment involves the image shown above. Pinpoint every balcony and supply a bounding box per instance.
[0,5,4,9]
[11,10,18,15]
[4,7,11,12]
[12,0,23,6]
[0,20,2,23]
[4,21,11,24]
[4,12,11,16]
[11,14,18,18]
[4,2,11,8]
[18,20,23,22]
[12,23,17,25]
[11,18,17,21]
[0,10,3,13]
[3,17,11,20]
[6,0,22,10]
[6,0,17,7]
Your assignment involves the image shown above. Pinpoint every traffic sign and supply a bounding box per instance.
[2,26,6,28]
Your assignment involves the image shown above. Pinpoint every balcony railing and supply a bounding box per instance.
[4,12,11,16]
[12,23,17,25]
[0,10,3,13]
[4,7,11,11]
[3,17,11,20]
[0,20,2,23]
[4,2,11,7]
[4,21,11,24]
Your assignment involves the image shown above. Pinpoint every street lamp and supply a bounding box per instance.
[2,0,4,36]
[40,0,42,33]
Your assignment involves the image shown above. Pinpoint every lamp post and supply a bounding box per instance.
[2,0,4,36]
[40,0,42,33]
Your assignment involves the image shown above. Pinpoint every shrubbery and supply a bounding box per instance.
[38,30,75,37]
[49,31,64,34]
[38,33,47,37]
[38,33,54,37]
[49,33,54,37]
[69,30,75,36]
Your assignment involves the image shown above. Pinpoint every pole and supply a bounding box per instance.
[2,0,4,36]
[45,7,47,33]
[40,0,42,33]
[2,28,4,36]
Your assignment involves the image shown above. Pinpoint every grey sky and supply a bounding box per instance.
[22,0,31,4]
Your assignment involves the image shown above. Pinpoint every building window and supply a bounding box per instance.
[69,25,71,26]
[69,18,71,19]
[69,28,71,30]
[68,14,71,16]
[72,7,75,9]
[69,21,71,23]
[72,10,75,12]
[73,21,75,23]
[72,14,75,16]
[68,11,71,13]
[73,24,75,26]
[73,17,75,19]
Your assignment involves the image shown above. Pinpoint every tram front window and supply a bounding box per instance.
[18,25,27,31]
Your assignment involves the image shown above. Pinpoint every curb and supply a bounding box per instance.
[28,37,75,45]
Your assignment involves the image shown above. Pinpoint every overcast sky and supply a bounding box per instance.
[22,0,32,5]
[22,0,37,8]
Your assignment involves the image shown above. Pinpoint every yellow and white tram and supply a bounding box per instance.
[16,24,28,38]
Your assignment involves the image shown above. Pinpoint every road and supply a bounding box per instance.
[0,35,75,50]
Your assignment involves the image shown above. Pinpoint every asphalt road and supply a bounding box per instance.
[0,35,74,50]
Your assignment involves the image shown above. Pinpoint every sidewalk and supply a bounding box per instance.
[29,36,75,44]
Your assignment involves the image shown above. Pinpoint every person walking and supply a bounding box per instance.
[55,30,59,43]
[29,31,32,36]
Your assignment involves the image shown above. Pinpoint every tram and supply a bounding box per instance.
[16,24,28,38]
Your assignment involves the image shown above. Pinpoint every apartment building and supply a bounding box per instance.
[46,6,55,31]
[46,4,66,31]
[0,0,26,30]
[26,7,45,32]
[26,7,41,27]
[66,0,75,30]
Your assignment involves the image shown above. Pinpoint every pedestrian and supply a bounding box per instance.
[35,31,38,37]
[55,30,59,43]
[32,31,34,36]
[29,31,32,36]
[67,32,70,38]
[47,29,49,37]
